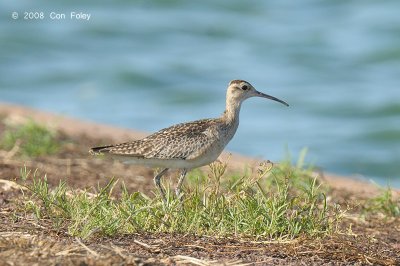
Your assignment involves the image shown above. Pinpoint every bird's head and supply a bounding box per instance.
[226,80,289,107]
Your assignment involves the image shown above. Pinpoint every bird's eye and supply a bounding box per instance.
[241,85,249,91]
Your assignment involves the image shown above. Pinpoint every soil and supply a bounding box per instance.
[0,104,399,265]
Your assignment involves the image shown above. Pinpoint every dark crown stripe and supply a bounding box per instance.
[229,80,248,85]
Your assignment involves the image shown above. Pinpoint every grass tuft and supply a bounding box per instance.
[18,159,342,239]
[364,187,400,217]
[0,120,59,157]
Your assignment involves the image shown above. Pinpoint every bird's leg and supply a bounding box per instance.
[175,169,188,199]
[153,168,169,202]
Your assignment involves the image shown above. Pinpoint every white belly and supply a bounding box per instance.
[115,155,217,169]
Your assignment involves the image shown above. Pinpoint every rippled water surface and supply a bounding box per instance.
[1,1,399,187]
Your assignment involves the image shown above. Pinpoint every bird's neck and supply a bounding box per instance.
[222,97,242,129]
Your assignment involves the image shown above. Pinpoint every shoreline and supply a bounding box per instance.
[0,102,398,196]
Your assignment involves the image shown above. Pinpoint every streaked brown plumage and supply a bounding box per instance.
[92,118,221,160]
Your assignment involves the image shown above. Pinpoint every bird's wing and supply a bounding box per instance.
[106,119,220,160]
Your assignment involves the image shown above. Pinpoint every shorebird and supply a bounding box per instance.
[90,80,288,202]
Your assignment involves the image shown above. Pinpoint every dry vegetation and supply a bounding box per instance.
[0,115,399,265]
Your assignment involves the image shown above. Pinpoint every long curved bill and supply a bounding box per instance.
[256,91,289,107]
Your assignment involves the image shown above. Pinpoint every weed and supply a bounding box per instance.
[18,158,342,239]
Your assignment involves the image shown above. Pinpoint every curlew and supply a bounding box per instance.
[90,80,289,201]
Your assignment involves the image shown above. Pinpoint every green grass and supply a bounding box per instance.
[18,158,342,240]
[0,120,59,157]
[364,187,400,217]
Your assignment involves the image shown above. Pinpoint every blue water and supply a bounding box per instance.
[1,1,399,187]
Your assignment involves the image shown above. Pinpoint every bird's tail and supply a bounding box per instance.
[89,145,114,155]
